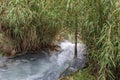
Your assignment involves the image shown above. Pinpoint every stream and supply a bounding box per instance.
[0,40,86,80]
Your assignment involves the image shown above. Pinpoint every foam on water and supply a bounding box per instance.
[0,41,86,80]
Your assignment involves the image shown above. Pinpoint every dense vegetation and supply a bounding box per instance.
[0,0,120,80]
[80,0,120,80]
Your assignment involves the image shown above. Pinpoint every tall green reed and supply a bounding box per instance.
[0,0,120,79]
[78,0,120,79]
[0,0,69,55]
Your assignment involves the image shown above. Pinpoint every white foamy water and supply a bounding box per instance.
[0,41,86,80]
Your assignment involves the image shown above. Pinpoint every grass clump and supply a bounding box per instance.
[78,0,120,80]
[59,0,120,79]
[0,0,68,56]
[59,69,96,80]
[0,0,120,80]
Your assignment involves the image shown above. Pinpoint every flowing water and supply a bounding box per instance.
[0,40,86,80]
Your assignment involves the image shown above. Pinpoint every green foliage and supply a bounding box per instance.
[71,69,96,80]
[0,0,69,55]
[78,0,120,80]
[0,0,120,80]
[0,0,83,56]
[60,69,96,80]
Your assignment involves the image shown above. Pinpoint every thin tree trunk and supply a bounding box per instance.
[74,13,78,58]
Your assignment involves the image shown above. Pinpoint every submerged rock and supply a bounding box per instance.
[0,41,86,80]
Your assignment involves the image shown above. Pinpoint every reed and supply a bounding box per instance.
[79,0,120,79]
[0,0,119,79]
[0,0,65,56]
